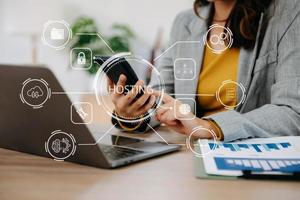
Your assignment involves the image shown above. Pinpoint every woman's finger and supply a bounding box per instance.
[166,109,176,122]
[139,95,156,114]
[156,102,173,119]
[132,91,151,109]
[159,110,175,124]
[165,119,178,126]
[152,90,174,104]
[114,74,127,96]
[125,80,144,105]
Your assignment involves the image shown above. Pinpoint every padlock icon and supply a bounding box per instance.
[77,52,86,65]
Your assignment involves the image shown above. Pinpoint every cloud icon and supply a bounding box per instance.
[27,86,44,99]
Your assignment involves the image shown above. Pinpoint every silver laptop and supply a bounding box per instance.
[0,65,180,168]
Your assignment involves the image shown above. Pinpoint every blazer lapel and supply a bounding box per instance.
[236,13,264,111]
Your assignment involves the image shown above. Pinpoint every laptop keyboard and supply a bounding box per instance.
[100,145,144,160]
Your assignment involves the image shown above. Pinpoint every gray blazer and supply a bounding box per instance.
[148,0,300,141]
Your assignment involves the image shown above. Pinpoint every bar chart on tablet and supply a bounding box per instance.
[214,157,300,172]
[200,137,300,176]
[208,142,292,153]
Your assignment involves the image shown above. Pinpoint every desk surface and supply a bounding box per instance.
[1,127,300,200]
[1,95,300,200]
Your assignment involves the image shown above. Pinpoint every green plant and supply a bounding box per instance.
[71,16,135,74]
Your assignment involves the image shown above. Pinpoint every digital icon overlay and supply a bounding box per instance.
[71,102,93,124]
[174,58,196,80]
[42,20,72,50]
[70,48,92,70]
[203,24,233,54]
[179,103,191,115]
[186,126,219,158]
[216,80,246,110]
[77,52,86,65]
[20,78,51,109]
[50,28,65,40]
[174,98,196,120]
[45,130,77,161]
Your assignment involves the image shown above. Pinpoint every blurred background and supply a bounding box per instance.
[0,0,192,96]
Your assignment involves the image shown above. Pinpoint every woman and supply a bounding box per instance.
[108,0,300,141]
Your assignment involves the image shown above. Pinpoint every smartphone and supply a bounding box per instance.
[94,55,144,98]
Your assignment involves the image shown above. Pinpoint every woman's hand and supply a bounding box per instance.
[154,92,217,139]
[107,75,156,119]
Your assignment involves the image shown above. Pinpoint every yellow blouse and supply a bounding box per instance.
[197,46,240,116]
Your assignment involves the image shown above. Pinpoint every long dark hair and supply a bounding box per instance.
[194,0,273,49]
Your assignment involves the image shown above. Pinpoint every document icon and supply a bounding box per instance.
[50,28,64,40]
[226,87,236,101]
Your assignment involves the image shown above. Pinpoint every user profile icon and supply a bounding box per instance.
[42,20,72,50]
[20,78,51,109]
[45,130,77,161]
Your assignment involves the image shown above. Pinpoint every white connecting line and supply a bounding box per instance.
[51,91,95,95]
[147,123,169,145]
[147,124,186,146]
[78,124,116,146]
[76,32,115,54]
[169,93,215,97]
[154,41,202,61]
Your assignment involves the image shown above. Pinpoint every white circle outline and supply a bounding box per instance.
[93,52,165,123]
[186,126,219,158]
[216,80,246,110]
[45,130,77,161]
[203,24,233,54]
[20,78,51,109]
[41,20,72,50]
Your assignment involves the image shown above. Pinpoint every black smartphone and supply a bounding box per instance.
[94,55,144,98]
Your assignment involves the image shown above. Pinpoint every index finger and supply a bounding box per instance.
[113,74,127,96]
[117,74,127,87]
[152,90,174,103]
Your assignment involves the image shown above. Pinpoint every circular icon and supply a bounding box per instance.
[203,24,233,54]
[45,130,76,161]
[41,20,72,50]
[179,103,191,115]
[216,80,246,110]
[186,126,219,158]
[20,78,51,109]
[94,52,165,123]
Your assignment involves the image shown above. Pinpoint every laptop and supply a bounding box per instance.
[0,65,180,168]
